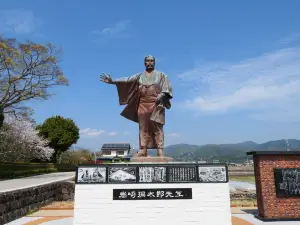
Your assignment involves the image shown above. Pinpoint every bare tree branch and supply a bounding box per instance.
[0,37,68,127]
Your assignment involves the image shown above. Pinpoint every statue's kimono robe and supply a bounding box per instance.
[113,70,173,149]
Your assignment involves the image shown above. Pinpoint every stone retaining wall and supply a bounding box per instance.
[230,190,256,199]
[0,180,74,225]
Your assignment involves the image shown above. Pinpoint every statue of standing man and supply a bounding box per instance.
[100,55,173,157]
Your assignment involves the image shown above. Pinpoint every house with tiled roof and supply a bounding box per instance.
[96,143,132,163]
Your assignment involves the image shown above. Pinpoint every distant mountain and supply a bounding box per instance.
[161,139,300,163]
[70,146,87,151]
[255,139,300,150]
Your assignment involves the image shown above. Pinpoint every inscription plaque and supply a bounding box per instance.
[274,168,300,197]
[168,166,196,182]
[77,167,106,184]
[139,166,166,183]
[108,167,136,183]
[113,188,192,200]
[198,166,227,182]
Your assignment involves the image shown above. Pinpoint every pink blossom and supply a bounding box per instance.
[0,115,54,162]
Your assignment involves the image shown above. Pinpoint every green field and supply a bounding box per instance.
[229,175,255,184]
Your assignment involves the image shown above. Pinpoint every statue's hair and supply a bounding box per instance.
[144,55,155,61]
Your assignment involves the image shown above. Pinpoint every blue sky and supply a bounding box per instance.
[1,0,300,151]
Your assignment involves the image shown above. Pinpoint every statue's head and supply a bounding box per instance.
[144,55,155,70]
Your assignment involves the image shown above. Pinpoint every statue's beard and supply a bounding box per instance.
[146,64,155,70]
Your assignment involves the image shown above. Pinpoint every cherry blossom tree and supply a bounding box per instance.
[0,114,54,162]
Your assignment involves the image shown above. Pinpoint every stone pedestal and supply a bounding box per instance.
[130,156,175,163]
[73,163,232,225]
[247,151,300,221]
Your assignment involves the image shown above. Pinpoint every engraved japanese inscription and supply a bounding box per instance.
[274,168,300,197]
[113,188,192,200]
[198,166,227,182]
[168,166,196,182]
[139,166,166,183]
[77,167,106,183]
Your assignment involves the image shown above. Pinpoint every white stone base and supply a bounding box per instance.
[73,183,232,225]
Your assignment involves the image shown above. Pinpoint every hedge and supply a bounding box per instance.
[0,163,76,179]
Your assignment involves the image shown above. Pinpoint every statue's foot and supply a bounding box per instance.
[157,149,164,157]
[134,149,148,157]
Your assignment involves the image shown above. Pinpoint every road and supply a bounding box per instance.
[0,172,75,193]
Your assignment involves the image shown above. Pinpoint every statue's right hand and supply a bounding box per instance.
[100,73,113,84]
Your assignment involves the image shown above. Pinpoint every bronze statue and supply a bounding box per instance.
[100,55,173,157]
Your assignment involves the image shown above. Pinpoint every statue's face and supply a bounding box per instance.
[144,56,155,70]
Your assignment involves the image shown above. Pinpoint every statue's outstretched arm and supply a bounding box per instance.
[112,74,139,84]
[100,73,139,84]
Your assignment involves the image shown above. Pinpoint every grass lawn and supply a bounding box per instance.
[229,175,255,184]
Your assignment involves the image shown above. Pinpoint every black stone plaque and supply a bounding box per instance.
[75,163,229,184]
[274,168,300,197]
[108,167,136,183]
[77,167,106,184]
[138,166,166,183]
[198,166,227,182]
[113,188,192,200]
[168,166,197,182]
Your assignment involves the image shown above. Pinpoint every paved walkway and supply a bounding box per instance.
[5,208,300,225]
[0,172,75,193]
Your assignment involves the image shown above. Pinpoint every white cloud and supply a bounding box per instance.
[80,128,105,137]
[177,47,300,121]
[249,110,300,122]
[166,133,181,137]
[123,131,130,135]
[277,33,300,45]
[92,20,131,39]
[0,9,41,35]
[108,131,118,136]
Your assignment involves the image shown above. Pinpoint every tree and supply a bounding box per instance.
[36,115,80,162]
[0,114,54,162]
[59,149,92,164]
[0,36,68,128]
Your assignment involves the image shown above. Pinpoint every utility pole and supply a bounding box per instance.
[285,139,290,151]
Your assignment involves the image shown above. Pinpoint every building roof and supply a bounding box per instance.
[247,151,300,156]
[101,143,131,150]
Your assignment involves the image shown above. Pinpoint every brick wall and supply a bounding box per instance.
[73,183,232,225]
[253,154,300,219]
[0,181,74,225]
